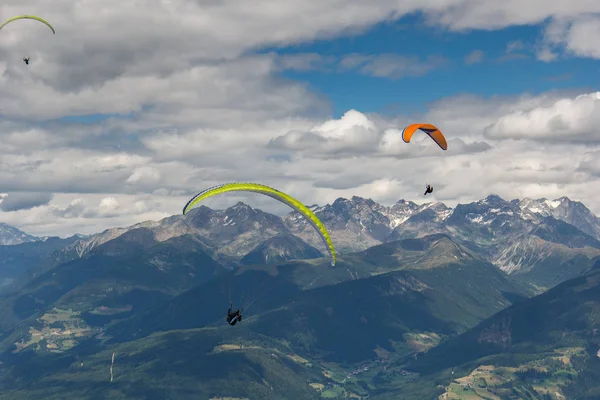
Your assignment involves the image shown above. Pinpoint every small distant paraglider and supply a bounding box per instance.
[0,15,56,66]
[0,15,56,34]
[401,123,446,196]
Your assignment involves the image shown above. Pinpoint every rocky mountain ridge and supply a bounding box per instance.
[2,195,600,287]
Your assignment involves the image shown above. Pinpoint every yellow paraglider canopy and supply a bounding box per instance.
[183,183,337,266]
[0,15,55,34]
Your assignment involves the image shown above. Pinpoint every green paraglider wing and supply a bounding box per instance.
[0,15,55,34]
[183,183,337,266]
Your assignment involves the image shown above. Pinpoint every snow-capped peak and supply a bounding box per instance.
[0,223,39,245]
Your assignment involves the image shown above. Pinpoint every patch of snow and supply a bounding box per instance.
[439,209,452,220]
[468,214,483,223]
[546,199,561,208]
[390,215,411,228]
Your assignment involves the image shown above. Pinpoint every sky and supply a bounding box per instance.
[1,0,600,237]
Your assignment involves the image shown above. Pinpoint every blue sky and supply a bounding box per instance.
[264,16,600,117]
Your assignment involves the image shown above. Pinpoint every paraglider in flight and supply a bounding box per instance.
[402,123,447,150]
[227,304,242,326]
[183,182,337,266]
[424,185,433,196]
[1,15,55,65]
[0,15,56,34]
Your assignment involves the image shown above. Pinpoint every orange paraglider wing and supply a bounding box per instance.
[401,123,447,150]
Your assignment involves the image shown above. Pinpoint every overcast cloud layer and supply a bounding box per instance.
[1,0,600,236]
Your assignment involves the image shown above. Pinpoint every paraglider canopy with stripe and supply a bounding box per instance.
[183,183,337,266]
[401,123,447,150]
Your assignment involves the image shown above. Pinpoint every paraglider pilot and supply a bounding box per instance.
[227,303,242,326]
[23,57,29,65]
[424,185,433,196]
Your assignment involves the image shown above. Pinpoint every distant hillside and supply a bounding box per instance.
[0,329,323,400]
[110,235,531,363]
[0,229,225,354]
[0,235,80,294]
[241,233,323,265]
[402,259,600,399]
[0,235,534,400]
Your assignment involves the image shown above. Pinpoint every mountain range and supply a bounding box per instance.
[3,195,600,291]
[0,194,599,399]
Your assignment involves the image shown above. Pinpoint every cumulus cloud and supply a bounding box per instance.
[52,198,88,219]
[126,167,161,190]
[4,89,600,236]
[0,55,330,122]
[269,109,490,158]
[264,90,600,213]
[0,150,154,194]
[269,110,380,154]
[0,128,66,153]
[484,92,600,141]
[6,90,599,237]
[577,150,600,177]
[539,16,600,60]
[99,197,120,215]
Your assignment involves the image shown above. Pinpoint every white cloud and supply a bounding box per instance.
[426,1,600,30]
[6,89,600,237]
[464,50,484,65]
[126,166,161,187]
[270,109,490,159]
[484,92,600,141]
[506,40,525,53]
[339,54,448,79]
[52,198,88,219]
[98,196,120,216]
[539,16,600,60]
[266,91,600,215]
[536,47,559,62]
[269,110,381,155]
